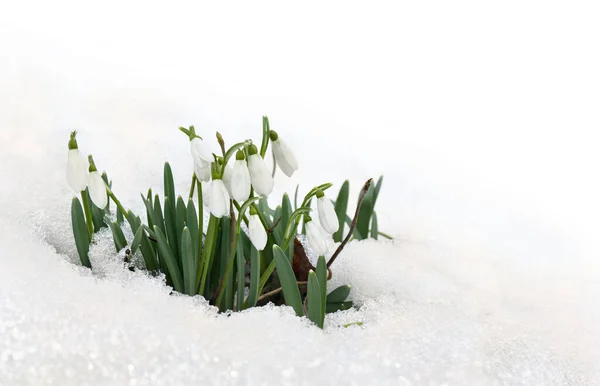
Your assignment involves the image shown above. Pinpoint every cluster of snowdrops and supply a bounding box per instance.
[65,117,384,328]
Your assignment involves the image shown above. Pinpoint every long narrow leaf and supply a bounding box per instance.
[370,211,378,240]
[355,183,375,240]
[180,227,196,296]
[139,232,159,272]
[307,271,324,328]
[186,199,199,258]
[131,224,144,255]
[236,234,246,311]
[273,245,303,317]
[316,255,327,322]
[71,197,91,268]
[246,246,261,308]
[163,196,180,265]
[333,180,349,243]
[153,225,184,293]
[108,221,127,252]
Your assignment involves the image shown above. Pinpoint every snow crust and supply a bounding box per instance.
[1,1,600,385]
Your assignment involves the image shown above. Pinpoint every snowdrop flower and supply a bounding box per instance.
[87,156,108,209]
[66,131,88,192]
[209,178,230,218]
[194,158,211,182]
[316,189,339,234]
[190,137,213,163]
[270,130,298,177]
[230,151,251,202]
[191,137,213,182]
[247,144,274,197]
[304,215,328,256]
[248,207,267,251]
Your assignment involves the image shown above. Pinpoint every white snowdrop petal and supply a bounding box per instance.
[306,221,329,256]
[318,196,339,234]
[248,214,267,251]
[190,137,213,163]
[88,171,108,209]
[193,158,211,182]
[222,164,233,192]
[67,149,88,192]
[248,154,274,197]
[230,160,251,202]
[273,138,298,177]
[209,179,230,218]
[202,181,211,207]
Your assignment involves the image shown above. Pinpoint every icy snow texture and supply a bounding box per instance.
[1,1,600,385]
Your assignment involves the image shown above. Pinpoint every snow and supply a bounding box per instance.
[1,1,600,385]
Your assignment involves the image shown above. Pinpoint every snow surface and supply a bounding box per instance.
[1,1,600,385]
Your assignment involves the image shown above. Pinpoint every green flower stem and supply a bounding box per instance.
[106,188,129,223]
[188,173,197,200]
[80,191,93,240]
[197,214,219,296]
[197,178,203,247]
[259,116,270,158]
[215,197,260,308]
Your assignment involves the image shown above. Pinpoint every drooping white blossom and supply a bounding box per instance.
[66,131,88,193]
[247,144,274,197]
[270,131,298,177]
[230,151,251,202]
[248,211,267,251]
[316,190,339,234]
[305,216,328,256]
[208,179,230,218]
[88,171,108,209]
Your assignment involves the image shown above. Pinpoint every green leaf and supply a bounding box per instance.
[71,197,91,269]
[163,196,180,265]
[143,189,154,229]
[370,211,378,240]
[108,221,127,252]
[326,301,353,314]
[246,246,261,309]
[273,245,303,317]
[372,176,383,207]
[316,255,327,321]
[326,285,352,303]
[180,227,196,296]
[186,199,199,258]
[153,225,184,293]
[176,196,187,246]
[163,163,176,206]
[294,184,299,210]
[131,224,144,255]
[153,194,166,234]
[218,217,233,312]
[307,271,324,328]
[139,231,159,272]
[116,206,124,225]
[355,182,375,240]
[236,233,246,311]
[333,180,349,243]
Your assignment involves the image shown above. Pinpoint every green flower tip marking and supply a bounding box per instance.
[268,130,279,141]
[88,155,98,172]
[248,144,258,156]
[68,131,79,150]
[235,150,245,161]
